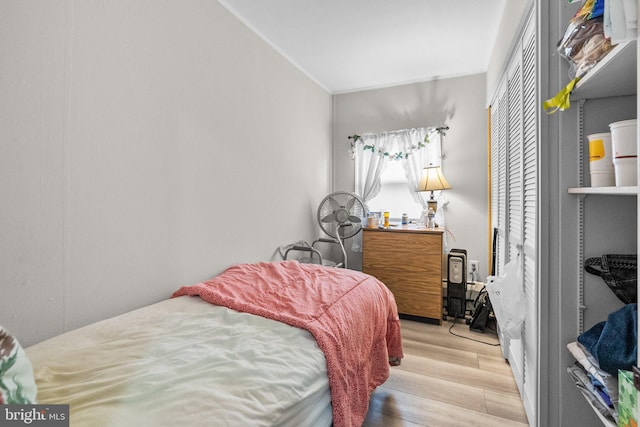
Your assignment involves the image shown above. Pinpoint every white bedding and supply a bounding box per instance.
[26,296,332,426]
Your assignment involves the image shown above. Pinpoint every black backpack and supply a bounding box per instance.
[468,286,493,333]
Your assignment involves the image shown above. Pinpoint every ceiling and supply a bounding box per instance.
[218,0,507,94]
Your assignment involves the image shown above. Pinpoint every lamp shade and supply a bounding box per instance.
[416,165,452,192]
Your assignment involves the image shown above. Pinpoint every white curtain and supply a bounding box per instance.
[352,133,394,251]
[352,127,448,251]
[398,128,448,223]
[398,127,449,249]
[353,133,394,203]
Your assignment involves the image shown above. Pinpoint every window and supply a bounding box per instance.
[352,126,444,227]
[366,153,423,223]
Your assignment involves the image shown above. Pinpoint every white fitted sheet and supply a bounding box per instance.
[26,296,332,426]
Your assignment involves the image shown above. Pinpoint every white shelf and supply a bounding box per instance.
[571,40,637,100]
[568,186,639,195]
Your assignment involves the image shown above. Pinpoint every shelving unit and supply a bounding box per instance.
[566,38,638,426]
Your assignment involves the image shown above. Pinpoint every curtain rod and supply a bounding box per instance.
[357,125,449,138]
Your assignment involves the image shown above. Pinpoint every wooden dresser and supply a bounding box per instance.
[362,225,443,324]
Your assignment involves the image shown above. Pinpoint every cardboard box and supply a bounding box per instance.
[619,370,638,427]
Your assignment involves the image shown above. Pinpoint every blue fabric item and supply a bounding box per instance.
[578,321,605,351]
[578,304,637,377]
[589,375,604,389]
[592,381,612,406]
[591,0,604,19]
[588,375,612,406]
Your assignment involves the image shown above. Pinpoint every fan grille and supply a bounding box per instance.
[317,192,367,239]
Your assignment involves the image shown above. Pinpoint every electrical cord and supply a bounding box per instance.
[447,316,501,347]
[439,226,456,243]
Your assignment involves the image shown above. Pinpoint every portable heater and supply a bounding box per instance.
[447,248,467,318]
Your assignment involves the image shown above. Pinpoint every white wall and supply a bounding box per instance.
[333,74,489,277]
[486,0,533,105]
[0,0,332,346]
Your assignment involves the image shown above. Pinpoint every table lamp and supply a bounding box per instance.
[416,164,451,213]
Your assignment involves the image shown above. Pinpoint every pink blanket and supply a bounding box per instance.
[172,260,403,427]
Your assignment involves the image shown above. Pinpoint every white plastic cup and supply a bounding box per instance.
[590,170,616,187]
[610,119,637,157]
[587,132,615,187]
[610,119,637,186]
[613,158,637,186]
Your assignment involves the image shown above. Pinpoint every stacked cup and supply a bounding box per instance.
[610,119,637,187]
[587,132,615,187]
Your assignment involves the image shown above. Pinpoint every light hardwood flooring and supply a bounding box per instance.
[362,318,530,427]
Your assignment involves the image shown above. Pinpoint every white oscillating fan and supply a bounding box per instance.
[316,191,367,268]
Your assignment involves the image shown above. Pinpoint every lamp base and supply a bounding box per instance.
[427,199,438,214]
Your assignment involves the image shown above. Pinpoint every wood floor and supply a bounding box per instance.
[362,318,530,427]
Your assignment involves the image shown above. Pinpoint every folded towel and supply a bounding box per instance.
[578,304,637,376]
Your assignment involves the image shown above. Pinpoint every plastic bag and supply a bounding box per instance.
[557,0,612,80]
[545,0,613,113]
[557,17,612,79]
[486,258,525,340]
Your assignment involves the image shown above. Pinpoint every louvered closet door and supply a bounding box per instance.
[505,25,525,398]
[491,84,508,275]
[507,56,523,264]
[520,18,538,427]
[488,10,537,426]
[490,86,503,274]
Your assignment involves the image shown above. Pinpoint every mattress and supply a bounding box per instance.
[173,260,403,426]
[26,295,332,427]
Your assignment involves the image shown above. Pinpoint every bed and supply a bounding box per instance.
[17,260,403,426]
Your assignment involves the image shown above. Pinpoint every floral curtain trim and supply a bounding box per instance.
[348,126,448,160]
